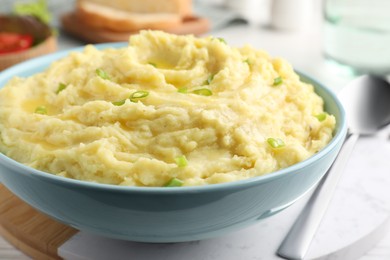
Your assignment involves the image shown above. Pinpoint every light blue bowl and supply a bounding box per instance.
[0,44,347,243]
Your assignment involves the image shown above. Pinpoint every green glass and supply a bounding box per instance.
[324,0,390,75]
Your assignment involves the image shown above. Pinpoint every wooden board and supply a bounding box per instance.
[0,184,78,260]
[61,12,210,43]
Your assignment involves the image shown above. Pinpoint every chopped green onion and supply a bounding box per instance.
[315,113,327,122]
[113,90,150,105]
[112,99,126,106]
[177,87,188,93]
[267,137,285,148]
[130,90,149,102]
[243,58,251,65]
[175,155,188,167]
[217,37,227,44]
[206,74,215,85]
[273,76,283,86]
[96,68,110,80]
[56,82,67,94]
[34,106,47,115]
[164,177,184,187]
[148,62,157,67]
[203,74,214,85]
[192,88,213,96]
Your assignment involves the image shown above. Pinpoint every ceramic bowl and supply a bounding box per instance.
[0,44,347,242]
[0,15,57,71]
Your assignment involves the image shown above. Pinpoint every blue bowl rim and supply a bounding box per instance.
[0,42,348,194]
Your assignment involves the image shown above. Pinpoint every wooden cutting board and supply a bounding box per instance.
[61,12,210,43]
[0,184,77,260]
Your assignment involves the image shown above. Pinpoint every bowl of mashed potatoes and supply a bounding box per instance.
[0,31,347,242]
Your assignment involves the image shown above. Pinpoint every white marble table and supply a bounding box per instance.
[1,0,390,259]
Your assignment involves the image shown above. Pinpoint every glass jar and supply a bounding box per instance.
[323,0,390,75]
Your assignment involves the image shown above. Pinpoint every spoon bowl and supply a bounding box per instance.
[339,75,390,135]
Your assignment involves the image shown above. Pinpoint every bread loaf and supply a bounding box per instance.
[75,0,192,32]
[78,0,192,16]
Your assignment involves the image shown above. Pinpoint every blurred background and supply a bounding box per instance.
[3,0,389,92]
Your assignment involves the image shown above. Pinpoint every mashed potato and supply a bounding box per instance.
[0,31,335,187]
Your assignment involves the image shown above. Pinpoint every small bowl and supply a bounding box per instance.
[0,15,57,71]
[0,44,347,243]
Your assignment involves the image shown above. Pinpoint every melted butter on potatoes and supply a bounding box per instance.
[0,31,335,187]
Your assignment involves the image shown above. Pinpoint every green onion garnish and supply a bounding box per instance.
[192,88,213,96]
[217,37,227,44]
[206,74,214,85]
[175,155,188,167]
[177,87,188,93]
[267,138,285,148]
[315,113,327,122]
[273,76,283,86]
[148,62,157,67]
[203,74,214,85]
[112,99,126,106]
[130,90,149,102]
[96,68,110,80]
[34,106,47,115]
[165,177,184,187]
[243,58,251,65]
[56,82,67,94]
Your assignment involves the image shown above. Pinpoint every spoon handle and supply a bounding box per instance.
[277,132,359,260]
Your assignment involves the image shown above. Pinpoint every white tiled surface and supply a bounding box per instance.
[2,226,390,260]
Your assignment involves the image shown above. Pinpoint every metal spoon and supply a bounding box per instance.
[277,75,390,260]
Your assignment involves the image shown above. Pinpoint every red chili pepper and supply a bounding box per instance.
[0,32,33,55]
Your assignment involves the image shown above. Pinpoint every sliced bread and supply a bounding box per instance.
[78,0,192,16]
[76,1,185,32]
